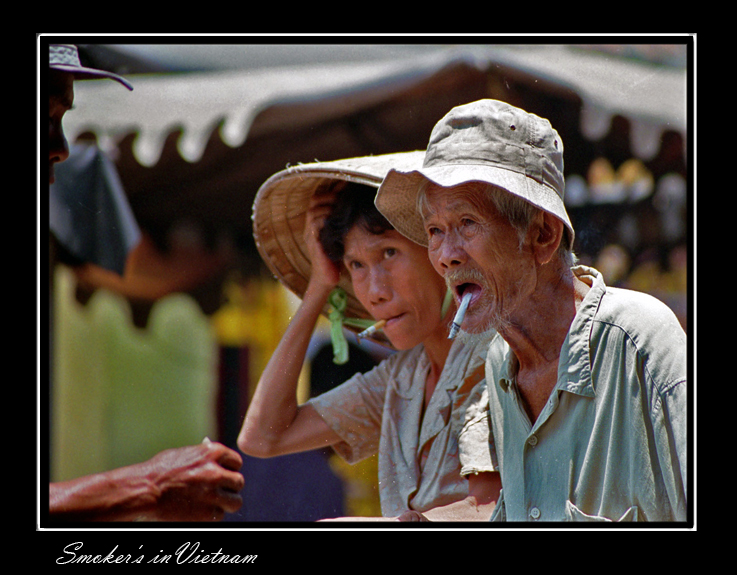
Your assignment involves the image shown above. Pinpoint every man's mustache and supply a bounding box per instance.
[444,268,487,294]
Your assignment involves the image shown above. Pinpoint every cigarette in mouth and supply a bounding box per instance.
[448,291,473,339]
[357,319,387,340]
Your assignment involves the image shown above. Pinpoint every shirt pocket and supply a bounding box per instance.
[565,500,639,522]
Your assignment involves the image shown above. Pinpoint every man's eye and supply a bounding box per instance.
[384,248,397,258]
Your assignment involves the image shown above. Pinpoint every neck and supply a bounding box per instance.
[499,265,587,373]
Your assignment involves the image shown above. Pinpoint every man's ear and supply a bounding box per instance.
[531,211,564,265]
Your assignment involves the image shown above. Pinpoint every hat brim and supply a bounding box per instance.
[252,151,426,346]
[375,163,575,247]
[51,63,133,91]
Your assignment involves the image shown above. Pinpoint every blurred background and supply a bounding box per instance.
[43,39,692,522]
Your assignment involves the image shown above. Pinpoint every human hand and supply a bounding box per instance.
[304,191,342,291]
[138,439,244,522]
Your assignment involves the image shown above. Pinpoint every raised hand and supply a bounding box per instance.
[304,190,342,291]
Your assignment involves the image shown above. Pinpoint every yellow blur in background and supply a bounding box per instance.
[49,265,381,518]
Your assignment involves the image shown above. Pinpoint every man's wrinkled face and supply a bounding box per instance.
[49,69,74,184]
[422,181,535,334]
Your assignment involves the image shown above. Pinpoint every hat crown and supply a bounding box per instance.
[374,99,575,249]
[424,99,565,199]
[49,44,82,67]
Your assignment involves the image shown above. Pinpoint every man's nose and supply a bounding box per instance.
[367,267,392,305]
[433,234,467,271]
[49,124,70,164]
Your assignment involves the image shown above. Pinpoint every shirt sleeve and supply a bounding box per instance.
[592,284,689,521]
[306,357,392,464]
[655,374,688,520]
[454,354,498,476]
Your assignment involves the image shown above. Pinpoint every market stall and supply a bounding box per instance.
[45,41,691,519]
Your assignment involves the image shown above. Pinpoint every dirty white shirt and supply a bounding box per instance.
[308,336,496,517]
[487,266,687,522]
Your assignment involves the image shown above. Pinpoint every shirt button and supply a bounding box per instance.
[530,507,541,520]
[528,435,538,446]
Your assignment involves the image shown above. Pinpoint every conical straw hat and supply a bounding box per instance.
[252,151,426,345]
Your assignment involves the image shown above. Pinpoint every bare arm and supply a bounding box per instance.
[49,440,245,522]
[237,193,343,458]
[237,280,342,457]
[407,472,501,521]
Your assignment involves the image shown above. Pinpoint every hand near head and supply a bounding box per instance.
[304,191,342,292]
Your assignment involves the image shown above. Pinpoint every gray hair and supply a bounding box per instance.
[417,181,577,269]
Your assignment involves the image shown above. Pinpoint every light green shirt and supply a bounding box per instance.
[487,266,687,522]
[309,336,495,517]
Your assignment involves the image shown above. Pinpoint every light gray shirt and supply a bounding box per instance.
[309,336,496,517]
[487,266,687,522]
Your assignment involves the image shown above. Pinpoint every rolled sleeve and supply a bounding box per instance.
[307,362,388,464]
[453,361,498,476]
[459,414,496,476]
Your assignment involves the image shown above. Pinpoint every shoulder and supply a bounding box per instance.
[308,348,422,418]
[348,345,428,397]
[377,345,426,373]
[594,286,685,347]
[317,346,420,398]
[591,286,687,392]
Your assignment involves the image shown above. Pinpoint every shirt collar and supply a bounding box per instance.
[495,266,607,398]
[494,338,516,393]
[555,265,606,397]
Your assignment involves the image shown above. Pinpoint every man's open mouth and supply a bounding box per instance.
[455,282,482,305]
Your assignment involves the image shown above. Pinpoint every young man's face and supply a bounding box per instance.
[343,225,448,350]
[48,69,74,184]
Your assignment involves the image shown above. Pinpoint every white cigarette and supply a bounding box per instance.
[448,292,472,339]
[358,319,387,339]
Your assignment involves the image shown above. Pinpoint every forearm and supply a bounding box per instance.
[401,472,501,522]
[49,465,158,522]
[321,494,497,523]
[237,280,334,456]
[415,496,496,522]
[319,499,495,523]
[50,441,246,522]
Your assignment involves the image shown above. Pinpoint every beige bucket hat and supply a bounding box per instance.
[375,99,574,248]
[252,151,426,345]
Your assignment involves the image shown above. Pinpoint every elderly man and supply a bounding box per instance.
[47,43,244,521]
[376,99,688,523]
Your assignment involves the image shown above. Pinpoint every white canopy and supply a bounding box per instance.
[50,42,691,289]
[64,44,688,167]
